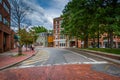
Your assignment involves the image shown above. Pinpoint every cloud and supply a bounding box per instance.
[23,0,69,30]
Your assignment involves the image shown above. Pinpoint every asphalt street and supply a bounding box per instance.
[5,47,120,77]
[10,47,107,68]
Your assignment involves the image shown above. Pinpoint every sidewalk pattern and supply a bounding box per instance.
[0,64,119,80]
[0,48,36,70]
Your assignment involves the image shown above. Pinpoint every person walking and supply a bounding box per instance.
[31,44,34,52]
[30,44,34,51]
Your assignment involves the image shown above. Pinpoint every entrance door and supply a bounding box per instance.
[3,33,7,51]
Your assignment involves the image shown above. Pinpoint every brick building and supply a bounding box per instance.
[53,17,68,48]
[53,17,120,48]
[53,17,79,48]
[88,34,120,48]
[0,0,14,53]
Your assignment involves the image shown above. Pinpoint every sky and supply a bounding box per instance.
[23,0,69,30]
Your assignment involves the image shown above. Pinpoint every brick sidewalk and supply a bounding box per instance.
[0,64,119,80]
[0,48,36,70]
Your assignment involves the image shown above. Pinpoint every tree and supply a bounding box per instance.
[62,0,95,48]
[62,0,120,48]
[31,26,48,33]
[88,0,120,48]
[18,29,29,51]
[10,0,32,55]
[103,0,120,48]
[19,28,37,51]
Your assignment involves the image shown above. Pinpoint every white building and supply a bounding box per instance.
[36,32,48,47]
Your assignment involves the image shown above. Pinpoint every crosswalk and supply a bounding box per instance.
[12,50,49,68]
[22,50,49,65]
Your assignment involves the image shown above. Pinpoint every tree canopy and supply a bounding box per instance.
[19,28,37,46]
[31,26,48,33]
[62,0,120,48]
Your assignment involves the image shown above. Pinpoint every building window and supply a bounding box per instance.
[55,36,58,39]
[60,43,66,47]
[57,30,59,33]
[0,0,2,3]
[0,14,2,21]
[57,25,59,28]
[4,3,9,13]
[55,21,57,24]
[55,42,58,45]
[60,43,62,47]
[60,35,65,39]
[56,30,58,34]
[56,21,59,25]
[42,33,44,36]
[3,18,9,25]
[3,18,6,24]
[60,20,63,25]
[63,43,65,46]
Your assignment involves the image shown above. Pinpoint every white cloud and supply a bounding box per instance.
[23,0,69,30]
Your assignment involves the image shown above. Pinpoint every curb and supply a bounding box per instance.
[79,49,120,59]
[67,48,120,65]
[0,51,38,71]
[78,48,120,64]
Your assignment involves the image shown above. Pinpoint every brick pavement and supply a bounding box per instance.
[0,64,119,80]
[0,48,36,70]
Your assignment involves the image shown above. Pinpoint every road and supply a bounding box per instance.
[4,47,120,78]
[10,47,108,69]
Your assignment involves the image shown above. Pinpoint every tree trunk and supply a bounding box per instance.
[109,31,113,48]
[97,29,100,48]
[84,35,88,48]
[93,37,95,48]
[107,32,110,48]
[76,38,78,48]
[18,44,22,55]
[26,44,27,51]
[18,20,22,55]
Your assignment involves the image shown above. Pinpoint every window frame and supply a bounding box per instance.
[3,2,9,13]
[0,14,2,21]
[0,0,2,3]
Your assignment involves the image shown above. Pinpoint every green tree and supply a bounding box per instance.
[31,26,48,33]
[62,0,95,48]
[103,0,120,48]
[18,28,37,51]
[10,0,32,55]
[62,0,120,48]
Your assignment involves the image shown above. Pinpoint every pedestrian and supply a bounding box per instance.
[31,44,34,51]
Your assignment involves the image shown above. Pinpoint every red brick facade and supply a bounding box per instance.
[53,17,68,48]
[87,34,120,48]
[0,0,14,53]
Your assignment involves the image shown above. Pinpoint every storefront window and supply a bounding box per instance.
[60,43,66,47]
